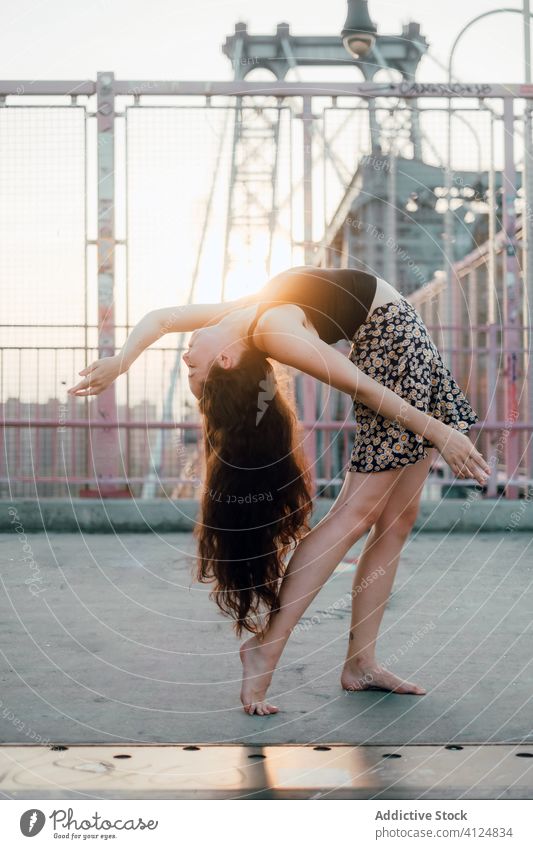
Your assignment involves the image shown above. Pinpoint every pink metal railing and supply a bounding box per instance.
[1,327,531,499]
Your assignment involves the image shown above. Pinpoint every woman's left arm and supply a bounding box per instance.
[150,288,267,335]
[256,312,490,485]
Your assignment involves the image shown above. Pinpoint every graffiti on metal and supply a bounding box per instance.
[398,82,493,98]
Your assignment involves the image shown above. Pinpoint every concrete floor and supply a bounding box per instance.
[0,530,532,746]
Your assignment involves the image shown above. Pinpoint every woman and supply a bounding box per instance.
[68,266,490,716]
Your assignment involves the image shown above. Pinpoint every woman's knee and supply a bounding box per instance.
[327,500,383,542]
[375,501,420,538]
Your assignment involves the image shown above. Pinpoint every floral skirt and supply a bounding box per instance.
[347,296,479,473]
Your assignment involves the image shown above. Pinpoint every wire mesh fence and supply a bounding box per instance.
[0,81,531,498]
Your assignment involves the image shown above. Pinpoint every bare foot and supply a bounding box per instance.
[239,636,280,715]
[341,660,426,695]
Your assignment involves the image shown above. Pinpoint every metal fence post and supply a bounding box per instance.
[485,110,500,497]
[83,72,128,498]
[302,373,317,498]
[385,142,397,287]
[502,96,522,498]
[524,0,533,484]
[302,96,314,265]
[444,99,456,373]
[486,323,499,498]
[524,103,533,483]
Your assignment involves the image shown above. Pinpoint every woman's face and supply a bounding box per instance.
[183,320,250,399]
[182,327,218,399]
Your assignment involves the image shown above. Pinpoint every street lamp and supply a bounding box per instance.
[341,0,377,59]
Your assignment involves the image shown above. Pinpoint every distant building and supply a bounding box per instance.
[320,154,505,295]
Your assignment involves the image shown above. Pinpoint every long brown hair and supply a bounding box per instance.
[195,346,313,637]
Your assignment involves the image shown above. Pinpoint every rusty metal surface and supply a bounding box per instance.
[1,744,533,800]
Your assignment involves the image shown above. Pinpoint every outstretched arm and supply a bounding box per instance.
[149,287,267,336]
[122,289,267,367]
[256,312,490,486]
[67,289,267,396]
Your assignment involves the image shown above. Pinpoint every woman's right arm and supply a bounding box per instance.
[68,309,175,396]
[255,311,490,485]
[67,291,268,397]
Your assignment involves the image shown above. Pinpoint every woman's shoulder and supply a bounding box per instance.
[254,303,317,351]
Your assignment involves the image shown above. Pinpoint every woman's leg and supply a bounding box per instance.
[341,448,435,695]
[240,463,405,714]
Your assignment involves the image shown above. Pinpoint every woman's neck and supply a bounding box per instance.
[220,303,258,332]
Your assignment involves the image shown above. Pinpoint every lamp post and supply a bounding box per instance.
[445,6,533,496]
[342,0,381,161]
[341,0,377,59]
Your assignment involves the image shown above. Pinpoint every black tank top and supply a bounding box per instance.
[247,266,378,345]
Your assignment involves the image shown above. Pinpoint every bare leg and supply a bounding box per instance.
[240,465,404,714]
[342,449,435,695]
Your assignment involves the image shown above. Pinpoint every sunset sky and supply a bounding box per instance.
[0,0,525,403]
[0,0,528,85]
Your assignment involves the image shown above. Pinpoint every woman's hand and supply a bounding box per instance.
[67,355,124,397]
[435,425,490,487]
